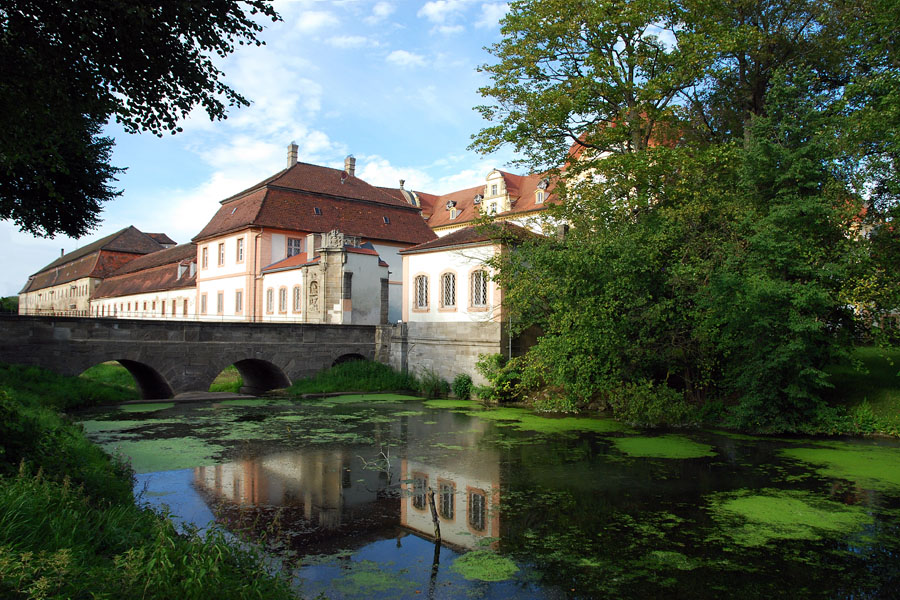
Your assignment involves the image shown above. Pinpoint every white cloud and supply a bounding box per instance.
[365,1,396,24]
[417,0,470,24]
[386,49,426,67]
[475,2,508,28]
[435,24,465,35]
[326,35,375,49]
[295,10,339,33]
[356,155,435,190]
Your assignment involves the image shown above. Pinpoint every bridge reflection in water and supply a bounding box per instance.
[189,412,501,555]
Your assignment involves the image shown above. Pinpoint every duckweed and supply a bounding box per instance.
[450,550,519,582]
[707,488,872,547]
[613,435,717,459]
[779,442,900,492]
[463,406,628,434]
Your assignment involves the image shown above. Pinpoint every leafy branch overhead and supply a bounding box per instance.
[0,0,280,238]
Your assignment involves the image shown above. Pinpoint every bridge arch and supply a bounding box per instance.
[117,359,175,399]
[332,353,367,367]
[231,359,291,395]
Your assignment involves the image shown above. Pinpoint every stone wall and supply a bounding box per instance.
[389,321,506,386]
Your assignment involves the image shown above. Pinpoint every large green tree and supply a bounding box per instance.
[475,0,899,429]
[0,0,279,238]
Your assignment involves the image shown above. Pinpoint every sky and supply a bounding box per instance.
[1,0,518,297]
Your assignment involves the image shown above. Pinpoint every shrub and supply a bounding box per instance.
[288,359,417,395]
[475,354,521,403]
[451,373,473,400]
[419,368,450,399]
[607,381,694,427]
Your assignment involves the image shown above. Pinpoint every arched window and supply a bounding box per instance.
[266,288,274,313]
[293,286,301,312]
[468,488,486,532]
[471,270,488,307]
[440,272,456,308]
[278,287,287,312]
[414,275,428,309]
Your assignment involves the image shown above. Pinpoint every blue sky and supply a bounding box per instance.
[1,0,516,296]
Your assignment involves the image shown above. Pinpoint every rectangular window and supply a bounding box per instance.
[439,481,455,520]
[235,290,243,314]
[278,287,287,312]
[412,474,428,511]
[536,190,545,204]
[183,299,188,316]
[236,238,244,262]
[287,237,303,257]
[201,247,208,269]
[216,291,224,314]
[218,243,225,266]
[200,294,207,315]
[490,184,498,196]
[161,300,166,315]
[471,270,488,307]
[441,272,456,307]
[343,272,352,300]
[414,275,428,309]
[293,287,301,312]
[172,301,176,316]
[469,490,486,532]
[266,289,274,313]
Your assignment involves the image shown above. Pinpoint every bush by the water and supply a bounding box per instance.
[452,373,473,400]
[419,368,450,399]
[2,363,138,411]
[288,359,417,395]
[606,381,695,427]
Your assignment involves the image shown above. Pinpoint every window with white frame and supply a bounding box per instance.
[414,275,428,309]
[536,190,545,204]
[293,286,301,312]
[200,294,207,314]
[235,290,243,313]
[440,272,456,308]
[266,288,274,313]
[236,238,244,262]
[287,237,303,257]
[278,287,287,312]
[216,291,224,314]
[469,489,486,532]
[201,247,208,269]
[217,243,225,266]
[471,270,488,307]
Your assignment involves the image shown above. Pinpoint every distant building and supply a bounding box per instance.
[91,243,197,319]
[18,226,166,316]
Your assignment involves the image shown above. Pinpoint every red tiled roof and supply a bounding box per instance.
[193,161,436,246]
[400,222,539,254]
[414,172,557,230]
[20,227,164,293]
[262,252,315,272]
[108,244,197,277]
[146,232,177,246]
[92,247,197,299]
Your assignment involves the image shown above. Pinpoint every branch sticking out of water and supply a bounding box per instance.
[427,487,441,543]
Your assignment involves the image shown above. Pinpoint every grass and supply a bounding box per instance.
[825,346,900,420]
[209,365,242,393]
[287,359,418,396]
[80,361,139,392]
[0,365,298,599]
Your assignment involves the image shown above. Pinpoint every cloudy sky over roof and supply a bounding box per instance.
[2,0,514,296]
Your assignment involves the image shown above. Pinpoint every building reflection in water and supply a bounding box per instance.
[191,410,502,555]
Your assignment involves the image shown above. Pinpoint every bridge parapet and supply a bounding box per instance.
[0,315,385,399]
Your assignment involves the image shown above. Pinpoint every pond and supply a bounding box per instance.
[76,395,900,599]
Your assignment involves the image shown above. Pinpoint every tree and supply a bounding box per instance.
[473,0,898,429]
[0,0,279,238]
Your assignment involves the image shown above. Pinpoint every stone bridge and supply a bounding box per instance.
[0,316,391,399]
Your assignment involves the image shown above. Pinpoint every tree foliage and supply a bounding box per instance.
[474,0,900,430]
[0,0,279,238]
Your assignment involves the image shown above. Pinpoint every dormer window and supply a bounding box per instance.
[450,208,459,219]
[383,216,391,224]
[536,190,545,204]
[314,207,322,215]
[537,178,549,190]
[473,194,483,204]
[445,200,457,210]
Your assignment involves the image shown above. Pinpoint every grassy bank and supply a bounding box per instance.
[287,359,418,396]
[0,363,297,599]
[819,346,900,436]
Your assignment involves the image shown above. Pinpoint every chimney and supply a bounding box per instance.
[344,155,356,177]
[399,179,405,189]
[287,142,298,168]
[60,248,64,257]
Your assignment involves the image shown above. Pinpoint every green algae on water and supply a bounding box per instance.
[613,434,716,459]
[330,560,416,596]
[706,488,872,547]
[119,402,175,413]
[463,406,628,434]
[424,398,481,410]
[99,437,227,473]
[779,442,900,492]
[315,393,421,406]
[450,550,519,582]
